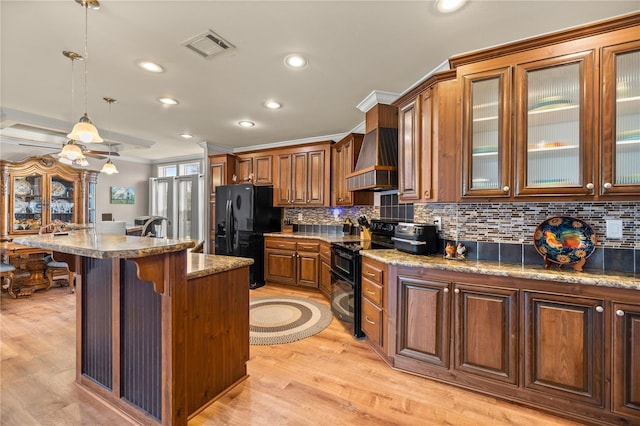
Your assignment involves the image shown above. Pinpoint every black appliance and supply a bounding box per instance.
[392,222,438,255]
[330,220,397,338]
[215,184,282,288]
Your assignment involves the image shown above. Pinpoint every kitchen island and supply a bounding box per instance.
[14,231,253,426]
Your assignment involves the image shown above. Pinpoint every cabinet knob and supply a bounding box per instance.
[454,288,460,294]
[586,182,594,190]
[595,305,604,313]
[616,309,625,317]
[502,186,510,193]
[603,182,612,190]
[443,288,449,293]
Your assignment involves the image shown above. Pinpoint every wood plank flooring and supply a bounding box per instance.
[1,284,579,425]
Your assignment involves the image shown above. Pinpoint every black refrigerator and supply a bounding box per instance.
[215,184,282,288]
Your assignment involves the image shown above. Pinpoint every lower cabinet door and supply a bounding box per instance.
[297,252,319,288]
[264,249,296,285]
[453,283,518,384]
[524,291,604,406]
[396,275,450,368]
[612,302,640,417]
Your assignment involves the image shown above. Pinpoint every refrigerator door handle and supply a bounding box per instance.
[225,199,233,253]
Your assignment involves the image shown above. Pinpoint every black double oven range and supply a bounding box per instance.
[330,220,397,338]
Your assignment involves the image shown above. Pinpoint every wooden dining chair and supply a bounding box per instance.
[1,263,16,297]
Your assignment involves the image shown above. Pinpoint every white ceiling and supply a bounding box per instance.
[1,1,638,162]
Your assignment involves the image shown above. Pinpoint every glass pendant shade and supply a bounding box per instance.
[67,113,103,143]
[101,159,119,174]
[59,142,85,161]
[58,157,73,165]
[75,157,89,167]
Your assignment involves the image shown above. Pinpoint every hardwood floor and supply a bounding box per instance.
[1,284,579,425]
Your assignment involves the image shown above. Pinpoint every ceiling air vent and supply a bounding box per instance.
[183,30,234,58]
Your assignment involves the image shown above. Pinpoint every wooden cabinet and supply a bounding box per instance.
[274,142,331,207]
[361,257,389,358]
[395,71,458,203]
[208,154,236,253]
[612,302,640,417]
[396,275,450,370]
[455,17,640,200]
[0,156,98,240]
[331,133,373,206]
[264,237,319,288]
[523,291,604,406]
[601,39,640,195]
[235,153,272,185]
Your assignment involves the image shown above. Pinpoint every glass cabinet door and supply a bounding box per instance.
[12,174,43,233]
[49,175,76,224]
[516,51,594,196]
[462,67,511,197]
[602,40,640,195]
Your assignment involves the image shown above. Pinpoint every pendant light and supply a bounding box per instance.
[59,51,89,166]
[67,0,103,143]
[100,97,119,175]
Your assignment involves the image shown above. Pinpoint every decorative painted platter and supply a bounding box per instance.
[28,200,42,214]
[51,181,66,197]
[14,179,31,195]
[533,216,596,265]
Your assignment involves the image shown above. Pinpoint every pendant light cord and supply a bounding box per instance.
[83,3,88,116]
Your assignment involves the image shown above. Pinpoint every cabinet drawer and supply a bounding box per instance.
[320,242,331,260]
[362,262,384,285]
[362,278,383,307]
[362,297,383,346]
[265,238,296,251]
[296,241,320,253]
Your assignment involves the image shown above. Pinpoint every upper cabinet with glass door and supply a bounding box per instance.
[454,13,640,201]
[601,39,640,196]
[515,51,595,196]
[461,67,511,197]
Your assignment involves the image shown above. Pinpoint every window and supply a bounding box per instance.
[156,160,202,177]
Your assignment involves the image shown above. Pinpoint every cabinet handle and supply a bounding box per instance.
[366,272,376,277]
[277,244,285,248]
[366,289,376,295]
[454,288,460,294]
[603,182,612,190]
[586,182,594,190]
[595,305,604,313]
[364,316,375,325]
[502,186,510,193]
[443,288,449,293]
[616,309,625,317]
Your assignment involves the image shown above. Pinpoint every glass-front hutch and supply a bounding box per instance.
[0,156,98,240]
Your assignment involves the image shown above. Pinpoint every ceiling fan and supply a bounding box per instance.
[18,140,120,160]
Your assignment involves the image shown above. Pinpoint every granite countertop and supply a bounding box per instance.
[361,249,639,291]
[264,232,362,244]
[187,253,254,279]
[14,230,195,259]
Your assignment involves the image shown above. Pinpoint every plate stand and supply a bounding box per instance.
[543,255,586,272]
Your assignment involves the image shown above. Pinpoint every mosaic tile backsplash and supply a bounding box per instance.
[284,200,639,274]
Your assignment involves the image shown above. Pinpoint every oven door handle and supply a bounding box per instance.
[330,269,352,283]
[391,237,427,245]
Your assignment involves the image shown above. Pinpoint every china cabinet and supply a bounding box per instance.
[454,14,640,200]
[0,156,98,241]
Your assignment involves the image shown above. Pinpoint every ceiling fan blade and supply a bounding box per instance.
[83,149,120,156]
[84,152,106,160]
[18,143,60,150]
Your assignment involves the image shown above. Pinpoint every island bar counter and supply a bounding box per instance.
[14,231,254,425]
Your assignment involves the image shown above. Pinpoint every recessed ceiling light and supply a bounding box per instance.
[434,0,467,13]
[137,61,164,73]
[264,100,282,109]
[284,54,308,69]
[238,120,255,128]
[180,133,193,139]
[158,97,179,105]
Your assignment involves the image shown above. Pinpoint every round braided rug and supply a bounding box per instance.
[249,296,333,345]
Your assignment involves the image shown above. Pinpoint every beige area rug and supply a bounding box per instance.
[249,296,333,345]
